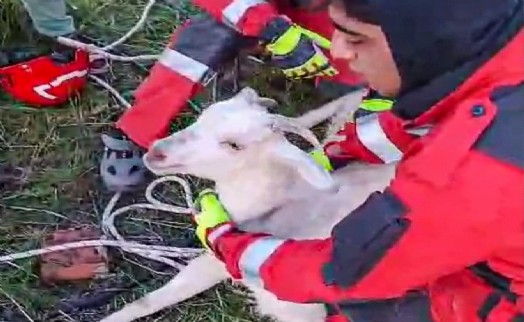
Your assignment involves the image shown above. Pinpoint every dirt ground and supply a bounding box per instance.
[0,0,334,321]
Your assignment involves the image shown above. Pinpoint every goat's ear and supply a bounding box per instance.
[237,87,277,110]
[257,97,278,109]
[269,139,336,191]
[237,87,260,102]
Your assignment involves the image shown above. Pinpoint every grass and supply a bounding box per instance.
[0,0,330,320]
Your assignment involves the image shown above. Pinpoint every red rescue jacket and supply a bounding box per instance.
[208,28,524,322]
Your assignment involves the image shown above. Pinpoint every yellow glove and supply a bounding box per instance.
[260,16,337,79]
[308,97,394,170]
[194,189,232,249]
[310,149,333,172]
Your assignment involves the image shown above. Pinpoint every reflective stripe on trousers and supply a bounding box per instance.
[159,48,213,84]
[355,113,403,164]
[238,236,285,287]
[223,0,267,28]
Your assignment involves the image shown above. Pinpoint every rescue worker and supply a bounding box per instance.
[0,0,105,174]
[19,0,95,65]
[192,0,524,321]
[101,0,421,191]
[0,0,106,72]
[0,0,106,104]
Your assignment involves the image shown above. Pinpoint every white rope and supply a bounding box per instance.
[0,239,201,263]
[89,74,132,108]
[56,0,161,62]
[0,175,204,269]
[56,37,159,62]
[0,0,206,271]
[101,0,158,51]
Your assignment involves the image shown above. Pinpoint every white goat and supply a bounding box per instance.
[100,87,397,322]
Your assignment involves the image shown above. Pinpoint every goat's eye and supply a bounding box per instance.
[220,141,243,151]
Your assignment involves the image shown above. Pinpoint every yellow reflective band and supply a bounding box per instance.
[356,113,403,163]
[360,98,394,112]
[159,48,211,84]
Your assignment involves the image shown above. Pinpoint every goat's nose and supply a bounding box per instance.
[147,147,167,162]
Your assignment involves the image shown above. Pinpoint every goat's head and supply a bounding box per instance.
[143,87,335,191]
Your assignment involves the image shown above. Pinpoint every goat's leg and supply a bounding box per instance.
[296,88,366,129]
[99,253,229,322]
[252,288,326,322]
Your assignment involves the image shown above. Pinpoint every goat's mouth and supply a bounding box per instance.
[143,155,185,175]
[146,163,185,175]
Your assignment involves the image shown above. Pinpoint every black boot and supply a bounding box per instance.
[40,32,109,74]
[0,47,44,67]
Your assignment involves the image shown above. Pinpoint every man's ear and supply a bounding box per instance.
[268,139,336,191]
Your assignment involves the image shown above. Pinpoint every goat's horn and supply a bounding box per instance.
[269,114,321,149]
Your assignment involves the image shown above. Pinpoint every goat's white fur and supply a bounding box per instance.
[100,87,397,322]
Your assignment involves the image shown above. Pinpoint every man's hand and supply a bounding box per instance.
[308,95,395,172]
[260,16,337,79]
[194,189,232,249]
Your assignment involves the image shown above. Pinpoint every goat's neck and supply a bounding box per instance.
[214,162,297,223]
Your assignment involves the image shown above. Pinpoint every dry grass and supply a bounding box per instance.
[0,0,331,320]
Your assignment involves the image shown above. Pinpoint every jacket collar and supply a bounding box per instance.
[389,2,524,121]
[406,28,524,127]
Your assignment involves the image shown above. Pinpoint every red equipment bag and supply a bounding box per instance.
[0,49,89,107]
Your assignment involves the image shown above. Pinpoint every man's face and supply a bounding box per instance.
[328,3,401,97]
